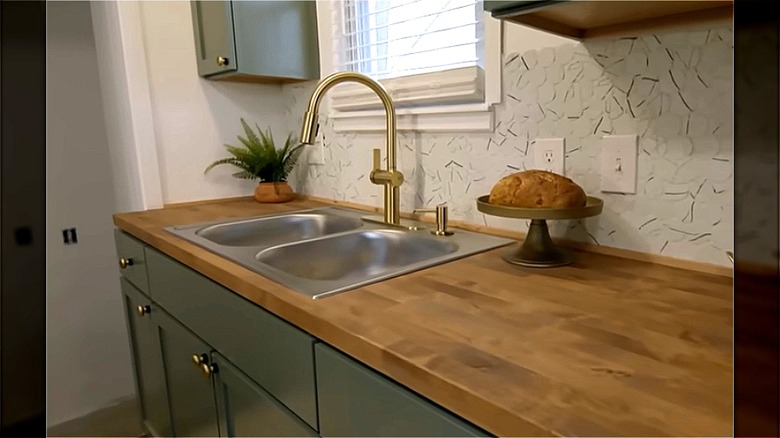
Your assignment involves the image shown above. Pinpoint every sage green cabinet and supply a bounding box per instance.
[190,0,319,82]
[120,278,172,437]
[211,352,318,437]
[115,229,487,437]
[190,1,236,77]
[115,229,150,295]
[146,247,318,430]
[155,308,219,437]
[315,344,489,437]
[153,305,318,438]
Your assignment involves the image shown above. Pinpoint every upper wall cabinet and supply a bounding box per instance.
[190,1,320,83]
[484,0,733,39]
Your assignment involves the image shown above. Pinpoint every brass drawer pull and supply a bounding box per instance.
[192,353,208,366]
[136,305,151,317]
[216,56,229,66]
[200,363,217,379]
[119,257,134,269]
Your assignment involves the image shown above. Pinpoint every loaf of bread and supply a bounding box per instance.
[488,170,587,208]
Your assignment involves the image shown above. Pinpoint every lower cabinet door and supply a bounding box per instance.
[211,352,318,437]
[120,279,172,437]
[155,309,219,437]
[315,344,489,437]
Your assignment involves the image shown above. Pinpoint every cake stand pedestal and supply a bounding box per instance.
[476,195,604,268]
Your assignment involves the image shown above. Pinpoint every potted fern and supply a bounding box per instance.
[205,118,304,203]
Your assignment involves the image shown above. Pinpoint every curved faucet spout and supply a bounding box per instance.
[300,71,403,225]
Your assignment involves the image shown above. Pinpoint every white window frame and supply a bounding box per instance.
[315,1,502,133]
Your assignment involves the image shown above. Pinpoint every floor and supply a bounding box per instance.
[47,399,144,437]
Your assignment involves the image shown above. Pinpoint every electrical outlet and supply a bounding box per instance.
[533,138,565,175]
[62,227,78,245]
[305,141,325,166]
[600,135,638,194]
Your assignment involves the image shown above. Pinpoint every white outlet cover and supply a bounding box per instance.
[533,138,565,175]
[600,135,638,194]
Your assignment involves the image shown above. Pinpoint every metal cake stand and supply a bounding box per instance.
[476,195,604,268]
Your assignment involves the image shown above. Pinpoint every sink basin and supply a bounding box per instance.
[166,207,513,299]
[195,211,363,247]
[255,230,458,281]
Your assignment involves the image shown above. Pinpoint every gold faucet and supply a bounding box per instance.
[300,71,404,225]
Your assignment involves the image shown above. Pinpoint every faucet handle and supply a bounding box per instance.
[372,148,381,171]
[369,148,403,187]
[413,204,454,236]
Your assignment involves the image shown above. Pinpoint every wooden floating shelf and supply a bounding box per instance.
[488,1,734,39]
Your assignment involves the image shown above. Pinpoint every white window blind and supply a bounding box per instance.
[338,0,485,80]
[328,0,487,112]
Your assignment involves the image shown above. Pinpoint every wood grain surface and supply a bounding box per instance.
[114,198,733,437]
[502,1,732,39]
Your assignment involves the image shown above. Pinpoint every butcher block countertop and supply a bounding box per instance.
[114,197,733,437]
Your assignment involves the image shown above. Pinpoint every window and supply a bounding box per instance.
[339,0,483,80]
[316,0,502,132]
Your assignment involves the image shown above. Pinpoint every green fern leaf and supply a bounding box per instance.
[240,118,261,145]
[282,143,305,178]
[231,170,255,179]
[204,157,248,174]
[224,145,255,163]
[205,119,304,182]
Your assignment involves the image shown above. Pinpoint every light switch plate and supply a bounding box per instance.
[600,135,637,194]
[533,138,565,175]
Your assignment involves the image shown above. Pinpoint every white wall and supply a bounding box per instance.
[91,1,163,212]
[138,1,291,204]
[93,2,574,208]
[92,1,293,207]
[47,1,136,427]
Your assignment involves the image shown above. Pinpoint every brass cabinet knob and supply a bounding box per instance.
[136,305,151,316]
[119,257,134,269]
[200,363,217,379]
[216,56,229,66]
[192,353,208,367]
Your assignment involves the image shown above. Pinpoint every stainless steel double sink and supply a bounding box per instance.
[166,207,512,299]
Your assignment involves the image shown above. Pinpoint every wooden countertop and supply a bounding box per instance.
[114,197,733,437]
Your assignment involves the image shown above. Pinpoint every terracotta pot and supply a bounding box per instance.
[254,181,295,203]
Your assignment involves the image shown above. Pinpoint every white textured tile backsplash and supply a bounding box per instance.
[283,26,733,266]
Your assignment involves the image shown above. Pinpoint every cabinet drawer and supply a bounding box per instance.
[315,344,488,437]
[114,230,150,296]
[145,248,318,430]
